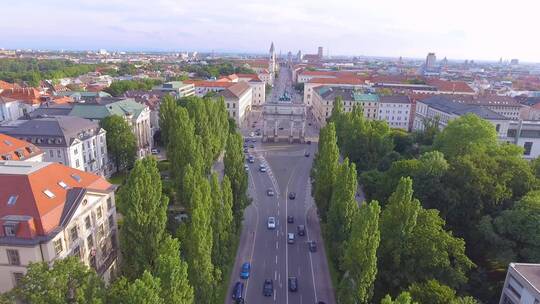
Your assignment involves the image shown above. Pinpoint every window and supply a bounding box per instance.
[6,249,20,265]
[85,216,91,229]
[97,224,105,240]
[107,197,112,210]
[54,238,63,255]
[4,224,16,236]
[7,195,18,206]
[87,235,94,249]
[57,150,61,157]
[70,226,79,242]
[49,150,54,158]
[72,246,81,258]
[109,215,114,229]
[524,142,533,156]
[13,272,24,286]
[74,148,78,155]
[96,206,102,219]
[496,124,501,132]
[58,181,68,189]
[76,159,80,167]
[43,189,55,198]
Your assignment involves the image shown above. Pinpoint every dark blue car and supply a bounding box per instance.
[240,262,251,279]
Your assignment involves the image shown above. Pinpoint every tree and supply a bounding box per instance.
[119,157,168,280]
[107,271,163,304]
[327,158,358,258]
[408,280,479,304]
[210,174,234,269]
[154,235,194,304]
[376,177,473,298]
[311,122,340,220]
[478,190,540,264]
[381,292,417,304]
[338,200,381,304]
[13,257,105,304]
[224,132,249,228]
[433,114,497,159]
[101,115,137,171]
[182,173,217,303]
[158,95,178,146]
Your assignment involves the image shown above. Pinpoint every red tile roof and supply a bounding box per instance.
[0,162,112,238]
[425,79,474,93]
[0,134,42,161]
[0,88,44,105]
[309,77,368,85]
[0,81,20,91]
[184,80,235,88]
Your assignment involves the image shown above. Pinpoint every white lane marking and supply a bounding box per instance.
[275,270,277,280]
[304,184,319,303]
[273,291,276,301]
[276,241,278,250]
[276,255,278,264]
[284,167,298,304]
[244,170,260,298]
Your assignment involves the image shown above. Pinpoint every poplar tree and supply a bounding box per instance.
[311,122,340,220]
[338,200,381,304]
[210,173,234,270]
[224,132,248,228]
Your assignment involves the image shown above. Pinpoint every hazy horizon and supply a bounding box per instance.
[2,0,539,63]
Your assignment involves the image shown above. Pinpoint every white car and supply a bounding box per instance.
[267,217,276,229]
[259,166,267,173]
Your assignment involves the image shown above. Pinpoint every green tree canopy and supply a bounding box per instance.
[224,132,249,229]
[101,115,137,171]
[408,280,479,304]
[107,271,163,304]
[381,292,417,304]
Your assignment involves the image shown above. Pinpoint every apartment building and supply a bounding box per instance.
[0,161,118,293]
[311,87,378,126]
[217,82,252,125]
[499,263,540,304]
[184,80,235,97]
[0,116,109,176]
[69,98,152,158]
[236,74,266,106]
[304,77,367,106]
[0,134,44,162]
[378,95,412,130]
[153,81,195,97]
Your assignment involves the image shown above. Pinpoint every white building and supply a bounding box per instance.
[378,95,412,130]
[236,74,266,106]
[0,161,119,293]
[0,116,109,176]
[217,82,252,125]
[499,263,540,304]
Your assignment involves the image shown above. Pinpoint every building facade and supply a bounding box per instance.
[0,161,119,293]
[378,95,412,130]
[0,116,109,176]
[499,263,540,304]
[217,82,252,125]
[153,81,195,97]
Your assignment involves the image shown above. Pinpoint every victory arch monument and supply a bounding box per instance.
[262,103,306,143]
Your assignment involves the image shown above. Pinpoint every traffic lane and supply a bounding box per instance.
[244,159,285,303]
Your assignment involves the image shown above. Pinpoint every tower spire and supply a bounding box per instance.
[269,42,275,53]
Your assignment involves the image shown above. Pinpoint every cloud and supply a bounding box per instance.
[0,0,539,61]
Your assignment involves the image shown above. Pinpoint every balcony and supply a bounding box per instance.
[97,249,117,276]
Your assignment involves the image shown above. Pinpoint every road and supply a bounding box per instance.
[226,66,335,304]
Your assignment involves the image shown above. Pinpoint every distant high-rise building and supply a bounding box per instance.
[510,58,519,65]
[425,52,436,69]
[297,50,302,62]
[318,46,323,59]
[287,51,292,63]
[269,42,276,75]
[441,56,448,67]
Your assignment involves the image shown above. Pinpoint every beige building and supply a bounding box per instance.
[500,263,540,304]
[0,161,118,293]
[217,82,252,125]
[304,77,367,106]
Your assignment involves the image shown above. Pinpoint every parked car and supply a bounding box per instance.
[247,155,255,163]
[288,192,296,200]
[249,144,255,148]
[287,233,295,244]
[151,148,160,155]
[287,215,294,223]
[307,140,312,145]
[267,217,276,229]
[297,225,306,236]
[304,152,310,157]
[259,167,267,173]
[232,281,244,302]
[244,164,249,171]
[288,277,298,292]
[240,262,251,279]
[308,241,317,252]
[267,189,275,196]
[263,279,273,297]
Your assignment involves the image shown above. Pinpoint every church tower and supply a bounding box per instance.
[269,42,276,75]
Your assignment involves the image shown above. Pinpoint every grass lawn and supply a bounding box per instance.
[108,172,128,185]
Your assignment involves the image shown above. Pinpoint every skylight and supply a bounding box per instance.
[43,189,55,199]
[7,195,18,206]
[58,181,68,189]
[3,140,13,146]
[71,174,81,182]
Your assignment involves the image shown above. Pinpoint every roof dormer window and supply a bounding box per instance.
[71,174,81,182]
[43,189,55,199]
[58,181,68,189]
[7,195,18,206]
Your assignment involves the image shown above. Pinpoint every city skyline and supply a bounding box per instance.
[2,0,540,62]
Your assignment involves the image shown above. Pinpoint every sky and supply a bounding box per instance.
[1,0,539,62]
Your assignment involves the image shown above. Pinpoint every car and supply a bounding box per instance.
[263,279,273,297]
[232,281,244,301]
[243,143,248,148]
[247,156,255,163]
[243,148,248,153]
[244,164,249,171]
[288,192,296,200]
[151,148,160,155]
[249,144,254,148]
[240,262,251,279]
[307,140,312,145]
[297,225,306,236]
[288,277,298,292]
[267,217,276,229]
[287,233,295,244]
[308,241,317,252]
[267,189,275,196]
[255,131,261,136]
[287,215,294,223]
[259,167,267,172]
[279,127,284,130]
[251,139,257,143]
